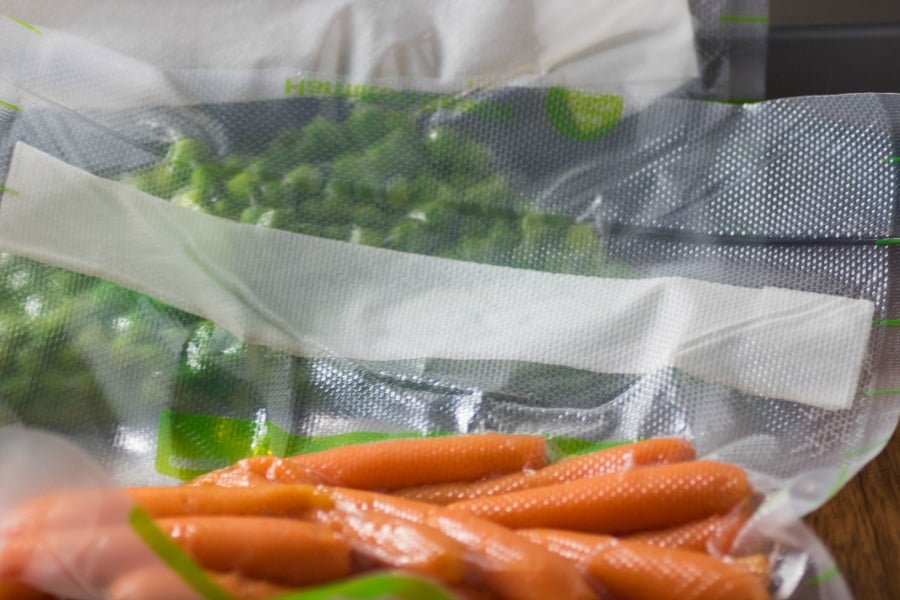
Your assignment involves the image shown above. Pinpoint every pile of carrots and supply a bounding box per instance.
[0,434,773,600]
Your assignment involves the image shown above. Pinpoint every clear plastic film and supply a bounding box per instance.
[0,0,699,99]
[0,429,841,600]
[685,0,769,101]
[0,7,895,600]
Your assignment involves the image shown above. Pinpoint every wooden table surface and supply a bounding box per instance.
[805,426,900,599]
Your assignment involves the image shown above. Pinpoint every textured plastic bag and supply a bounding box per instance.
[0,8,896,600]
[0,427,206,600]
[0,0,700,98]
[0,0,765,101]
[686,0,769,100]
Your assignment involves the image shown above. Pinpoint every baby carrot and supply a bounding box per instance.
[125,484,333,518]
[106,565,295,600]
[729,555,771,586]
[155,516,351,587]
[188,455,316,488]
[520,530,770,600]
[450,460,751,533]
[323,487,596,600]
[192,433,547,490]
[208,570,293,599]
[585,539,770,600]
[396,438,696,504]
[450,585,501,600]
[0,527,169,598]
[0,582,53,600]
[312,510,467,584]
[625,509,751,555]
[2,484,330,537]
[1,488,132,538]
[106,566,203,600]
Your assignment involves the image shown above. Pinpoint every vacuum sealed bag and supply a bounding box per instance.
[0,5,895,600]
[0,0,700,98]
[687,0,769,101]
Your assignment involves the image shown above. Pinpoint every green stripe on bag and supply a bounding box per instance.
[273,573,459,600]
[129,507,233,600]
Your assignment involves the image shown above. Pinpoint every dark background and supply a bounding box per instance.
[767,0,900,97]
[772,0,900,26]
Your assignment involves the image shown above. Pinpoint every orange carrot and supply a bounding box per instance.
[728,555,771,585]
[625,509,751,555]
[0,582,53,600]
[155,516,351,587]
[1,517,348,595]
[188,455,316,488]
[450,460,751,533]
[0,486,332,546]
[396,438,696,504]
[191,433,547,490]
[323,487,596,600]
[207,570,293,600]
[106,565,203,600]
[450,585,501,600]
[312,510,467,584]
[520,529,769,600]
[125,484,333,518]
[1,488,132,539]
[0,527,170,598]
[108,564,297,600]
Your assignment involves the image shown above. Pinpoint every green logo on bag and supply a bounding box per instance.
[545,88,622,142]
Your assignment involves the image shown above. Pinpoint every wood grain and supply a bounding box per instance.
[805,426,900,599]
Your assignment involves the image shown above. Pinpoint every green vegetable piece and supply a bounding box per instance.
[564,223,600,255]
[520,212,562,247]
[246,158,276,179]
[220,156,248,177]
[449,234,492,263]
[386,218,430,254]
[239,205,267,224]
[330,155,383,200]
[385,176,411,209]
[190,165,221,201]
[425,128,491,181]
[318,224,353,241]
[225,171,259,204]
[258,181,286,208]
[362,128,423,179]
[297,116,351,162]
[352,204,389,229]
[209,196,245,220]
[166,138,208,169]
[297,195,354,226]
[283,164,323,197]
[171,188,205,212]
[409,200,458,233]
[464,176,511,209]
[257,208,296,230]
[348,226,384,247]
[130,164,187,199]
[343,106,394,147]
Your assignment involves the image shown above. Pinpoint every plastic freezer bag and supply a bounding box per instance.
[0,428,849,600]
[0,15,897,600]
[686,0,769,101]
[0,0,700,98]
[0,95,896,599]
